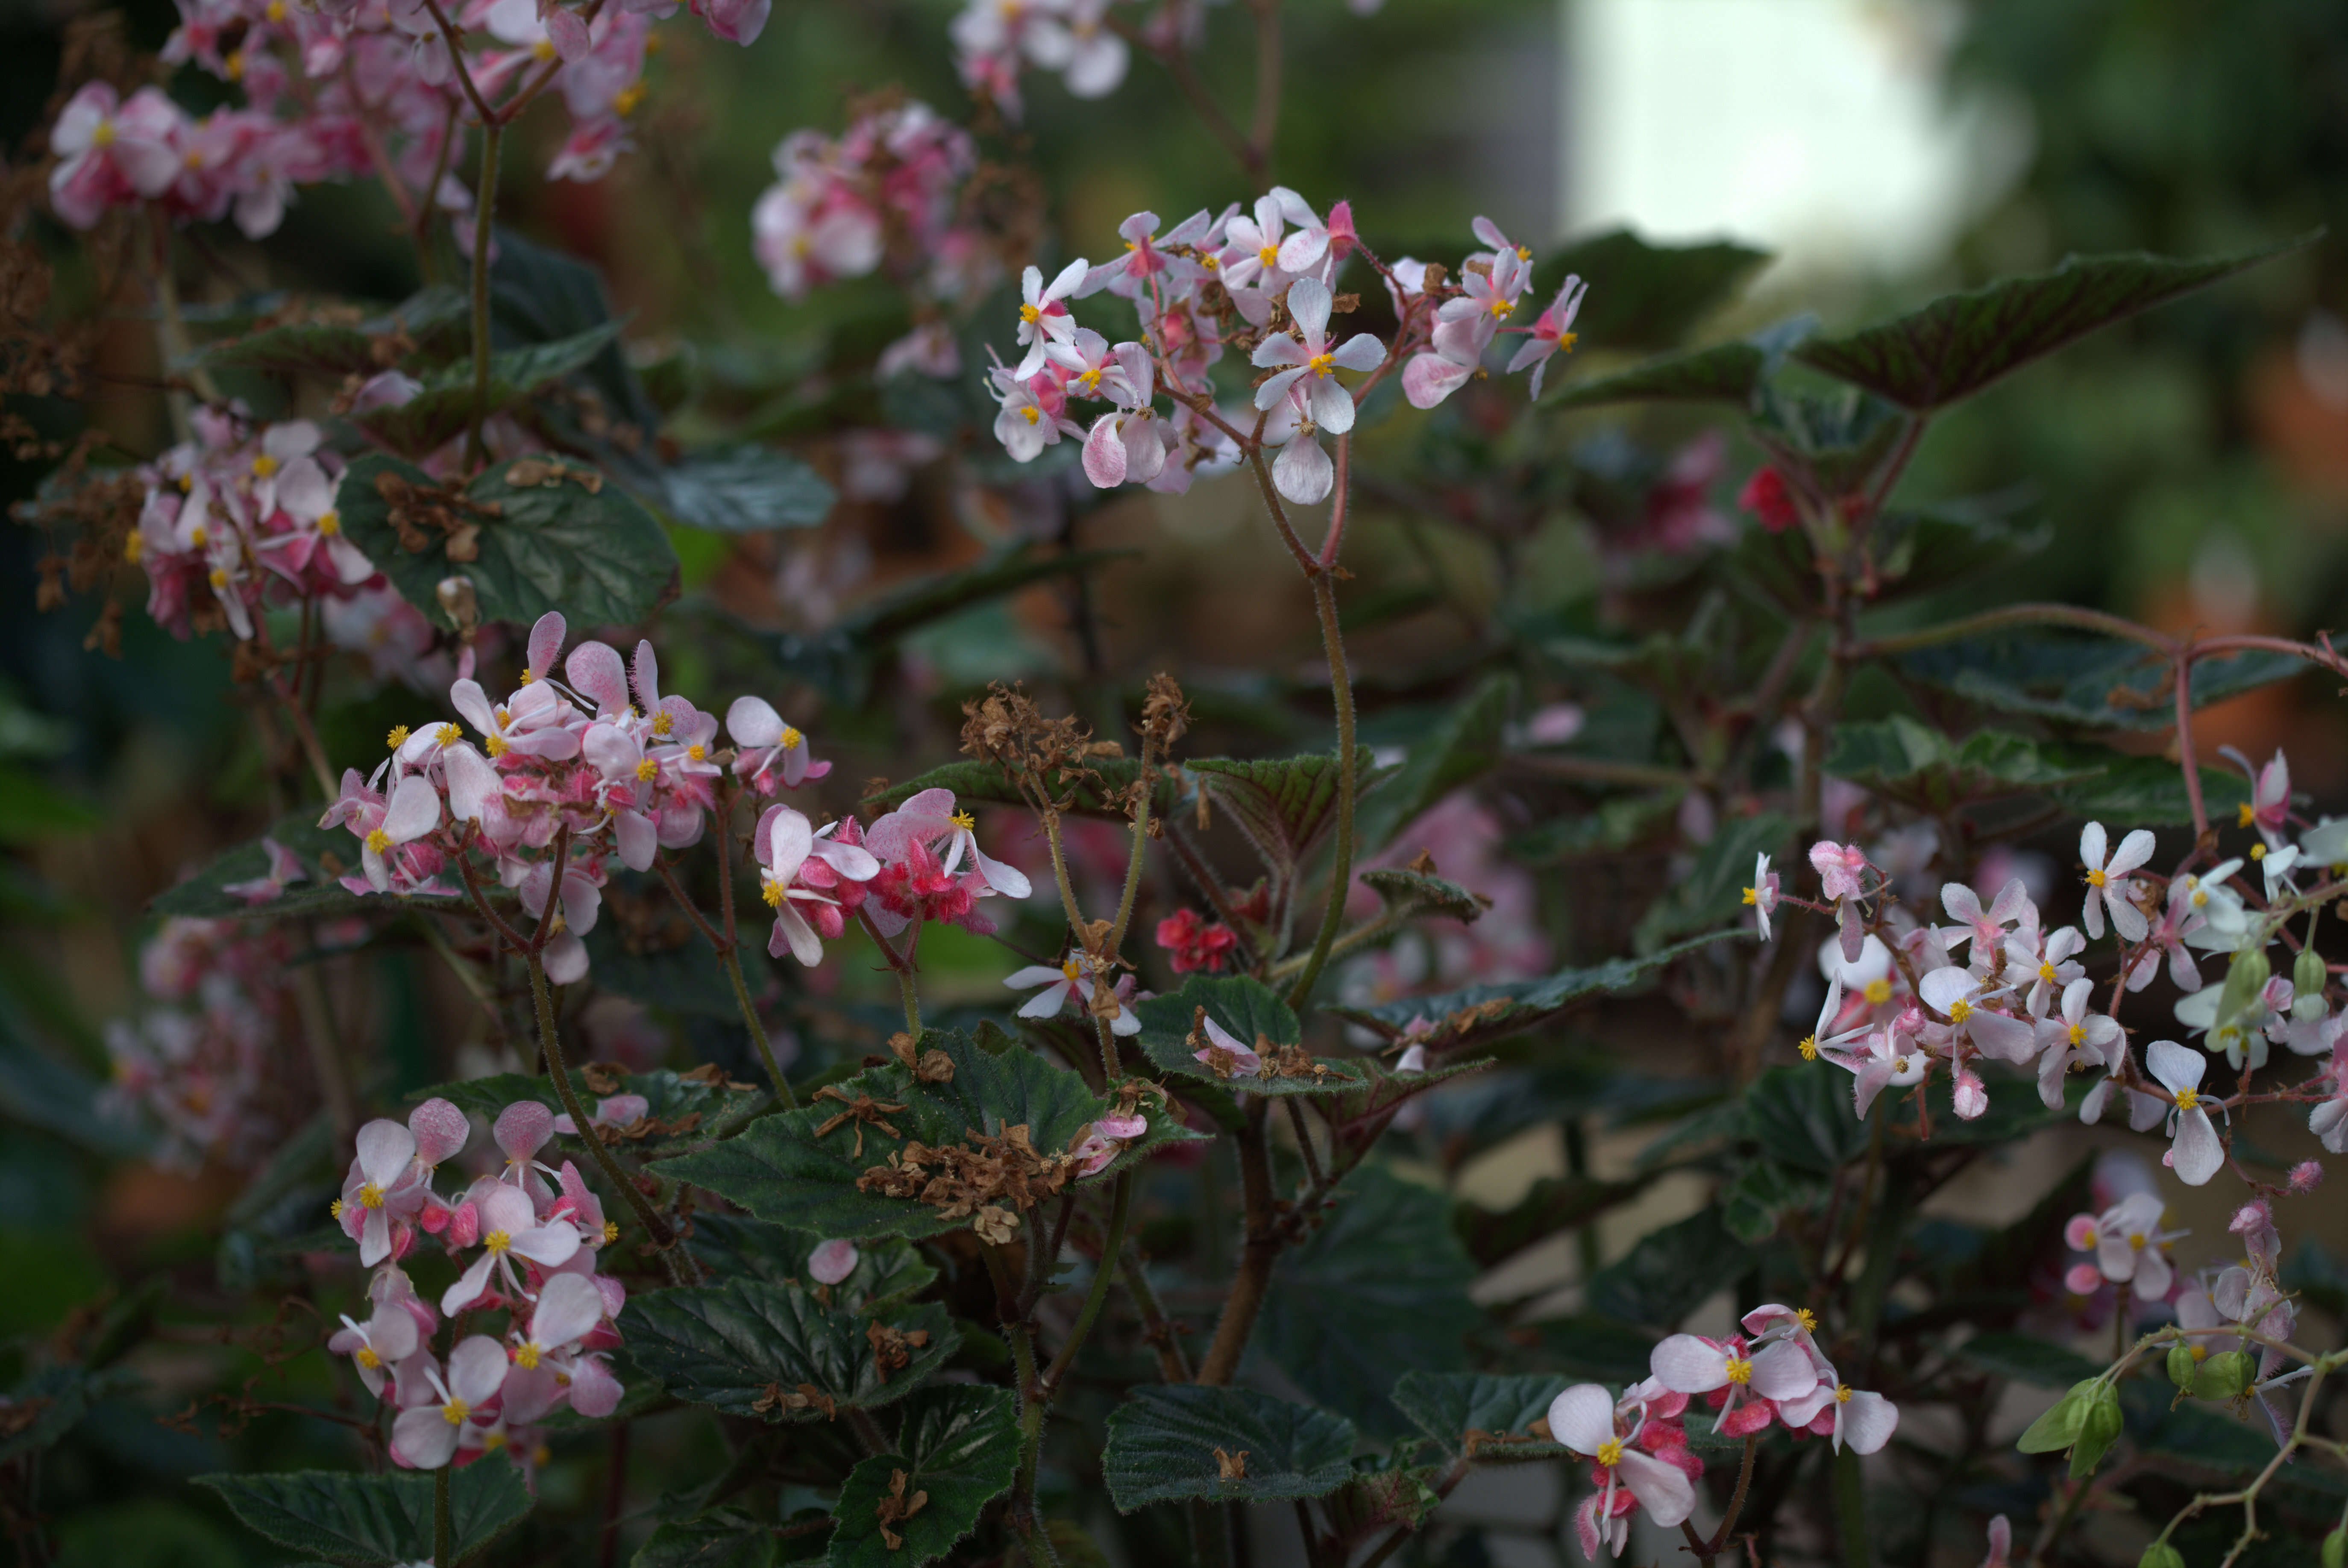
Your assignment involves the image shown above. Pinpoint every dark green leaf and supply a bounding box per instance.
[197,290,467,378]
[687,1217,936,1313]
[1191,750,1394,893]
[584,914,780,1020]
[826,1386,1019,1568]
[618,1279,955,1420]
[2050,755,2251,829]
[1548,314,1816,409]
[0,1365,135,1464]
[1584,1207,1752,1328]
[1747,382,1908,496]
[1133,976,1371,1097]
[861,756,1180,822]
[1793,238,2317,410]
[338,452,679,631]
[197,1462,531,1565]
[1453,1175,1639,1269]
[488,227,657,428]
[663,1029,1200,1239]
[1359,867,1487,924]
[1718,1160,1824,1244]
[659,445,835,533]
[355,323,625,455]
[1528,1316,1660,1384]
[1391,1372,1571,1459]
[1743,1064,1870,1175]
[1102,1386,1355,1511]
[1334,932,1740,1053]
[0,765,103,843]
[1632,814,1787,954]
[1259,1165,1479,1437]
[1540,229,1770,352]
[149,813,379,922]
[1351,674,1516,854]
[0,990,147,1158]
[1872,494,2050,591]
[634,1506,790,1567]
[1957,1333,2104,1388]
[1894,637,2305,731]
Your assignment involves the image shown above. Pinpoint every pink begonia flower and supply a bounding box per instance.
[2003,924,2086,1015]
[1742,851,1780,941]
[1952,1068,1988,1120]
[878,320,961,380]
[2062,1191,2182,1300]
[1022,0,1127,97]
[2032,977,2122,1106]
[1192,1013,1261,1078]
[1940,877,2031,962]
[696,0,770,45]
[1004,955,1142,1036]
[509,1271,606,1382]
[991,361,1083,462]
[495,1101,563,1199]
[552,1093,649,1137]
[2310,1045,2348,1153]
[340,1117,426,1267]
[2078,822,2154,942]
[1217,191,1299,302]
[2289,1159,2325,1193]
[753,183,882,301]
[1796,975,1871,1064]
[1073,1112,1148,1177]
[222,837,308,904]
[1265,187,1335,276]
[726,696,830,795]
[1823,1024,1929,1119]
[1649,1332,1816,1435]
[809,1239,861,1286]
[1250,276,1383,435]
[867,789,1032,900]
[758,805,879,964]
[1917,967,2034,1063]
[1260,385,1335,505]
[1546,1383,1695,1541]
[2219,744,2292,849]
[329,1302,420,1398]
[449,675,581,763]
[1012,256,1089,379]
[1809,840,1871,961]
[2130,881,2207,993]
[1079,208,1211,298]
[1979,1515,2011,1568]
[390,1336,508,1469]
[1504,273,1588,399]
[1050,328,1142,404]
[355,775,439,893]
[440,1183,584,1315]
[2146,1038,2225,1185]
[49,83,184,229]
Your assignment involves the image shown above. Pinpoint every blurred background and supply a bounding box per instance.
[3,0,2346,1562]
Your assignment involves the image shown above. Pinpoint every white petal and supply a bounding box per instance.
[356,1119,418,1187]
[529,1271,605,1348]
[1544,1383,1618,1453]
[2172,1108,2224,1185]
[1648,1334,1728,1393]
[1616,1449,1695,1527]
[727,694,785,747]
[1837,1390,1899,1455]
[2146,1038,2203,1093]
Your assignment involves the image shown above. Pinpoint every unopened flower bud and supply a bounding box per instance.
[2291,1159,2325,1193]
[436,575,479,640]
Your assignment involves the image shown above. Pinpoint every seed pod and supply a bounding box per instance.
[2165,1345,2198,1388]
[2191,1349,2254,1401]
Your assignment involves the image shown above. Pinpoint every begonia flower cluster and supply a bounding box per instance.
[103,915,299,1170]
[983,197,1588,504]
[329,1098,626,1472]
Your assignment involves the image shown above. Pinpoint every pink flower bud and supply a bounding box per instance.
[2289,1160,2325,1193]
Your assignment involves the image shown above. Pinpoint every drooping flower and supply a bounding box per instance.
[2146,1038,2226,1186]
[1504,273,1588,398]
[1548,1382,1696,1557]
[2061,1191,2182,1301]
[1004,954,1141,1036]
[2078,822,2155,943]
[390,1336,510,1469]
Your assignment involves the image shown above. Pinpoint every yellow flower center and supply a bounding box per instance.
[225,50,245,79]
[1948,999,1972,1024]
[603,1220,619,1242]
[531,37,556,59]
[951,810,977,831]
[2039,961,2056,983]
[357,1181,386,1208]
[1595,1437,1623,1467]
[266,0,285,18]
[513,1343,541,1370]
[1834,1384,1852,1404]
[780,726,802,749]
[761,876,785,909]
[613,83,645,116]
[2086,869,2107,888]
[2250,843,2266,861]
[356,1345,381,1369]
[1061,958,1082,983]
[519,667,535,684]
[486,734,511,759]
[1892,1055,1911,1074]
[1863,979,1891,1006]
[435,723,461,746]
[2068,1022,2086,1046]
[190,524,208,547]
[485,1229,512,1254]
[318,509,340,536]
[387,724,411,749]
[208,567,229,589]
[1556,330,1578,353]
[636,758,657,782]
[1488,297,1514,318]
[329,1198,344,1219]
[91,119,117,148]
[687,743,706,762]
[651,710,673,736]
[124,531,144,561]
[1308,352,1335,378]
[1724,1356,1752,1385]
[2128,1232,2146,1250]
[364,828,393,855]
[251,453,278,479]
[2174,1087,2200,1111]
[1020,406,1041,425]
[1798,1034,1818,1060]
[1018,303,1042,324]
[483,1429,508,1451]
[1257,244,1279,267]
[1201,253,1219,270]
[1076,367,1103,392]
[1796,1308,1818,1332]
[1741,886,1758,906]
[440,1398,469,1424]
[2238,802,2256,828]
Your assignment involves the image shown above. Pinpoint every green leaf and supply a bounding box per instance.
[1391,1372,1571,1460]
[355,322,625,455]
[148,813,379,922]
[1742,1064,1870,1175]
[617,1279,955,1421]
[1585,1207,1752,1328]
[1958,1334,2104,1389]
[1747,382,1909,496]
[1872,495,2051,592]
[1453,1175,1640,1268]
[1333,932,1740,1052]
[860,756,1180,823]
[826,1386,1019,1568]
[1793,238,2317,410]
[2050,755,2251,830]
[1102,1386,1355,1511]
[1718,1160,1823,1245]
[1548,314,1816,410]
[1191,749,1394,895]
[196,290,467,379]
[197,1462,531,1565]
[1825,719,2250,829]
[1632,814,1787,954]
[1539,229,1770,352]
[687,1217,937,1314]
[1894,636,2305,731]
[1132,976,1372,1097]
[338,452,679,632]
[1529,1316,1660,1384]
[659,444,835,533]
[1259,1165,1479,1437]
[1350,673,1516,854]
[0,765,100,845]
[663,1029,1200,1240]
[488,227,657,428]
[411,1066,762,1154]
[634,1506,792,1566]
[0,1365,137,1465]
[1359,867,1487,924]
[585,914,780,1020]
[0,990,148,1158]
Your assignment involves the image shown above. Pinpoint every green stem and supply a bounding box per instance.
[1039,1173,1134,1396]
[1833,1445,1868,1568]
[1284,570,1356,1012]
[463,120,501,471]
[719,944,792,1105]
[1850,601,2172,660]
[433,1463,452,1566]
[1106,757,1155,958]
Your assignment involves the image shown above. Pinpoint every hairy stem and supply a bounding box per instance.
[463,120,501,471]
[1283,569,1357,1012]
[1122,1242,1192,1381]
[1196,1101,1279,1383]
[1039,1172,1133,1396]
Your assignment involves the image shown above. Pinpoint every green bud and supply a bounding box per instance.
[2069,1384,2123,1479]
[2219,945,2272,1023]
[2016,1379,2094,1453]
[2165,1345,2198,1388]
[2324,1526,2346,1568]
[2192,1349,2254,1401]
[2297,946,2327,1003]
[2140,1545,2186,1568]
